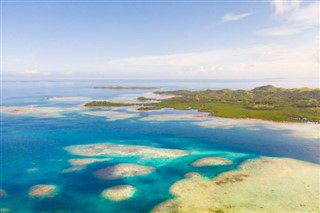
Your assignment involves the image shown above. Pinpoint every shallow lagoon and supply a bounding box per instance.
[1,80,319,212]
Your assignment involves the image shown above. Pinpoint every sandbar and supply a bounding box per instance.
[192,157,233,167]
[101,185,137,201]
[29,184,57,198]
[65,143,190,159]
[152,157,320,213]
[94,163,154,180]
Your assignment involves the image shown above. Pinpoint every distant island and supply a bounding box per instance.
[85,85,320,123]
[93,85,160,90]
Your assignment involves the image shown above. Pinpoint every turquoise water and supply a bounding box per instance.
[1,80,319,213]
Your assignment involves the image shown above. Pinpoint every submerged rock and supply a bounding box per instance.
[29,184,57,198]
[192,157,233,167]
[94,163,154,180]
[0,189,7,198]
[101,185,137,201]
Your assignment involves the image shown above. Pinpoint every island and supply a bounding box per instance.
[85,85,320,123]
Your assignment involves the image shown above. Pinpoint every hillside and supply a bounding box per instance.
[85,85,320,122]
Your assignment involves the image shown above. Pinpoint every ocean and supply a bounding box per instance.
[1,80,319,213]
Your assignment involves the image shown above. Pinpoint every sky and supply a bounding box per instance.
[1,0,319,86]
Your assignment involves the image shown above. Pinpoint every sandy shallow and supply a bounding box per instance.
[101,185,137,201]
[152,157,320,213]
[29,184,57,198]
[62,158,112,173]
[0,106,10,110]
[1,106,66,118]
[65,143,190,159]
[94,163,154,180]
[192,157,233,167]
[194,118,320,139]
[139,110,319,140]
[81,110,140,121]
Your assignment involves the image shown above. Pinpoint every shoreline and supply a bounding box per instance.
[83,103,320,124]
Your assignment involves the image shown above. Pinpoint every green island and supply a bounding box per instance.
[85,85,320,123]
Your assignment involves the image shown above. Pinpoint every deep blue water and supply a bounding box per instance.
[1,80,319,213]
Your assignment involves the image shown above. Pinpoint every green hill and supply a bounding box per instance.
[85,85,320,123]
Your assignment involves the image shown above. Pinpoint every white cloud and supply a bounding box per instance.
[257,25,304,36]
[43,72,52,76]
[288,1,319,26]
[258,1,319,37]
[103,43,318,81]
[22,69,52,76]
[23,69,41,74]
[220,12,254,24]
[272,0,301,15]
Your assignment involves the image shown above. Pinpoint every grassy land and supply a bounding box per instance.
[85,85,320,123]
[84,101,137,107]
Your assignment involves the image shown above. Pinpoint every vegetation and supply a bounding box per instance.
[84,101,136,107]
[85,85,320,122]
